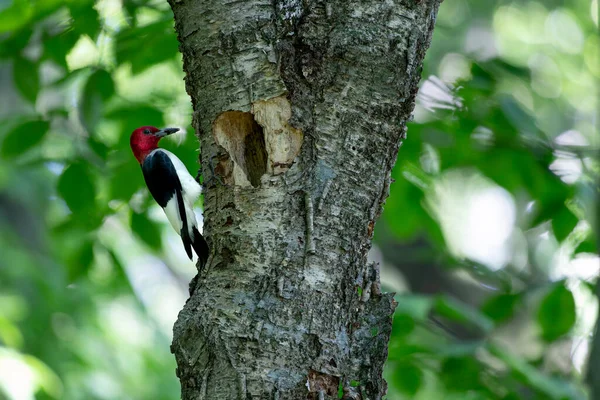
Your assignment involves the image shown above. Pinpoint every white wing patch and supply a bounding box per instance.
[151,148,202,238]
[160,149,202,207]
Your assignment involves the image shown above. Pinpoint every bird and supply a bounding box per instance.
[129,126,209,268]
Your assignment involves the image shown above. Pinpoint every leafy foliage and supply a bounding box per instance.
[131,210,163,250]
[13,56,39,103]
[80,69,115,131]
[538,283,577,342]
[0,0,597,399]
[377,1,598,399]
[0,0,190,398]
[1,119,49,158]
[57,162,97,214]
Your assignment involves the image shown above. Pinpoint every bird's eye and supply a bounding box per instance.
[143,129,150,134]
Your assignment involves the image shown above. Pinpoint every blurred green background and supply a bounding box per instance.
[0,0,597,399]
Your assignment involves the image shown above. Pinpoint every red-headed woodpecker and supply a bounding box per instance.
[130,126,208,268]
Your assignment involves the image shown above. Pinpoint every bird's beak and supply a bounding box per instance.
[155,127,179,137]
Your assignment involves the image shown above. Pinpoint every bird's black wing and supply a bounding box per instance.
[141,150,180,207]
[141,150,193,259]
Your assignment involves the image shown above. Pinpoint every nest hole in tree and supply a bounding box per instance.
[213,96,303,187]
[213,111,268,187]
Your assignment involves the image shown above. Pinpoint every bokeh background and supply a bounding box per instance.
[0,0,598,399]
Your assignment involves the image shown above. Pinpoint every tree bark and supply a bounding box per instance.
[167,1,442,398]
[585,176,600,399]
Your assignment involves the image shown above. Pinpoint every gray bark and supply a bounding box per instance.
[586,279,600,399]
[167,1,442,398]
[585,176,600,399]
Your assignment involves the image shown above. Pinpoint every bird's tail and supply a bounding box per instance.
[191,226,209,270]
[176,191,194,260]
[180,227,193,260]
[175,190,209,267]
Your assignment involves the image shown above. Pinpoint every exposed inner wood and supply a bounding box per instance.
[252,96,304,176]
[213,110,268,187]
[213,96,304,187]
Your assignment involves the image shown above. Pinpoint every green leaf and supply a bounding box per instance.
[387,343,431,360]
[440,357,481,391]
[537,283,576,342]
[499,95,537,136]
[391,313,415,337]
[52,191,107,231]
[551,205,578,242]
[80,69,115,132]
[434,296,494,333]
[476,150,528,193]
[1,119,49,159]
[115,18,179,74]
[0,29,32,58]
[88,137,109,160]
[383,180,424,240]
[488,343,583,399]
[106,249,134,292]
[393,294,433,321]
[0,0,32,34]
[391,362,422,396]
[43,30,79,68]
[131,211,162,250]
[13,56,39,103]
[422,209,446,248]
[68,4,100,38]
[0,315,24,348]
[469,63,496,93]
[481,293,520,324]
[122,0,138,24]
[574,236,597,255]
[57,162,96,214]
[437,342,483,358]
[67,240,94,282]
[109,159,145,201]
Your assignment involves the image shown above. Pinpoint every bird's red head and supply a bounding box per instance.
[130,126,179,163]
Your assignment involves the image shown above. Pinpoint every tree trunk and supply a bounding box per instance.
[585,176,600,399]
[587,279,600,399]
[167,1,442,398]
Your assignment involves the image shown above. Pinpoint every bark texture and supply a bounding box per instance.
[168,1,441,398]
[585,181,600,399]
